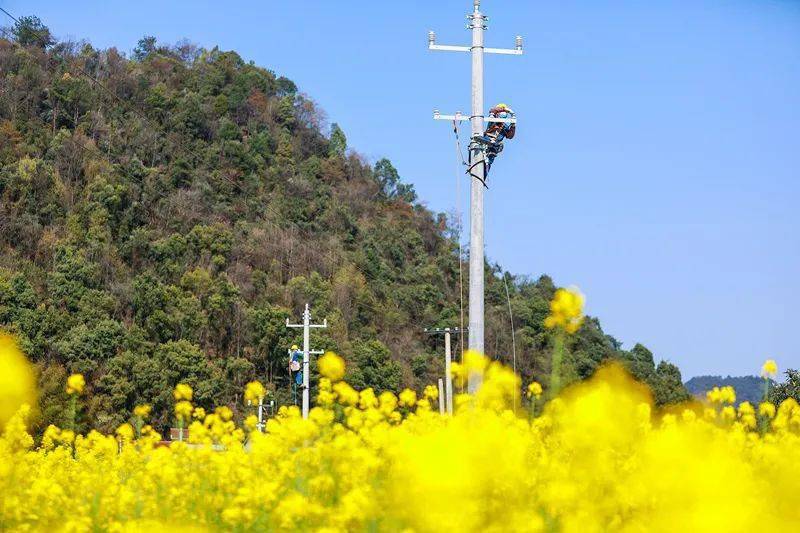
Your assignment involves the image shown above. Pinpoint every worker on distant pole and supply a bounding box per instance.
[288,344,303,404]
[472,103,516,174]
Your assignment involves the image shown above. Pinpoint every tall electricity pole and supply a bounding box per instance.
[286,303,327,419]
[429,0,522,392]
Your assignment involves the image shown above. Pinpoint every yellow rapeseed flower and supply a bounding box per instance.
[0,332,36,428]
[244,381,266,404]
[174,401,193,421]
[66,373,85,395]
[244,415,259,431]
[173,383,193,401]
[215,406,234,422]
[192,406,206,420]
[115,423,134,442]
[527,381,543,399]
[133,404,151,418]
[318,352,346,382]
[761,359,778,378]
[5,355,800,531]
[423,385,439,401]
[398,389,417,408]
[333,382,359,406]
[721,406,736,423]
[544,287,585,334]
[706,386,736,405]
[759,402,776,419]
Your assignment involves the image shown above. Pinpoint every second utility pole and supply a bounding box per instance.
[430,0,523,392]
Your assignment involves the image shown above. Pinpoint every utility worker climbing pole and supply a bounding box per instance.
[288,344,303,405]
[472,103,516,174]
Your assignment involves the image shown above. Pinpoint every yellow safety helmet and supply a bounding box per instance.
[495,103,509,110]
[291,344,299,351]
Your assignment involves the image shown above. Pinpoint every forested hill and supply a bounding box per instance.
[0,19,689,432]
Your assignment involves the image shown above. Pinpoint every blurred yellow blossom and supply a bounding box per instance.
[423,385,439,401]
[66,373,85,395]
[761,359,778,378]
[544,287,585,334]
[244,381,266,404]
[174,401,193,421]
[318,352,346,382]
[527,381,543,399]
[115,423,134,442]
[706,386,736,405]
[173,383,193,401]
[759,402,776,419]
[0,352,799,532]
[0,332,36,428]
[244,415,258,431]
[215,406,233,422]
[133,404,151,418]
[398,389,417,408]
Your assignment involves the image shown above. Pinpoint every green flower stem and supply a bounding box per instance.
[550,332,565,399]
[68,394,77,431]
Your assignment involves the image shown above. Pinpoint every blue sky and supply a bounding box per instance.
[6,0,798,379]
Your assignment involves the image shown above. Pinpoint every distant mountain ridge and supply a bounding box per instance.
[685,375,772,405]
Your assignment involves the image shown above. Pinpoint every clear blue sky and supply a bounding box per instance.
[6,0,799,379]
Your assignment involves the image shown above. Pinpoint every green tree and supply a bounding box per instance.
[11,15,54,48]
[329,123,347,157]
[347,340,402,394]
[653,361,691,405]
[133,36,157,60]
[768,370,800,406]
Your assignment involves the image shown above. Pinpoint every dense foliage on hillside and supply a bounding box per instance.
[685,375,773,405]
[768,370,800,406]
[0,17,689,432]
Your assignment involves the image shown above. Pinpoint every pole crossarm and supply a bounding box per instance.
[428,30,523,55]
[429,44,471,53]
[424,327,468,335]
[433,111,516,124]
[429,44,522,56]
[485,47,523,56]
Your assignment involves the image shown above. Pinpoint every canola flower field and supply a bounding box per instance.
[1,333,800,532]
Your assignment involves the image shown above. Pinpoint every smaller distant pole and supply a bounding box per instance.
[257,397,264,433]
[424,327,466,415]
[438,379,445,415]
[444,329,453,415]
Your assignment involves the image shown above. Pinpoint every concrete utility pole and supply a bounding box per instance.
[286,303,327,419]
[437,379,445,415]
[429,0,522,392]
[424,327,467,414]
